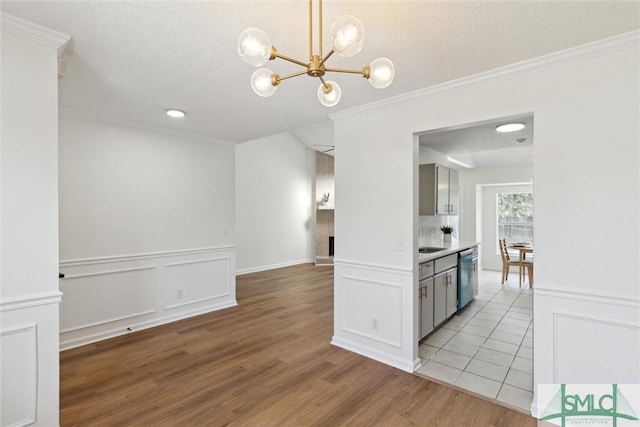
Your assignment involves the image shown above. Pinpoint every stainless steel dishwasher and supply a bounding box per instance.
[458,247,478,309]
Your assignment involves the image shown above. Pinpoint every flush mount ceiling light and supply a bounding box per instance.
[495,122,525,133]
[166,109,185,118]
[238,0,395,107]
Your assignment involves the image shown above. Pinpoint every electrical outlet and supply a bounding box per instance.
[371,317,379,332]
[222,227,229,237]
[396,238,404,252]
[177,289,184,300]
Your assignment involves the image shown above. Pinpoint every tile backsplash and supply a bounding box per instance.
[418,215,459,246]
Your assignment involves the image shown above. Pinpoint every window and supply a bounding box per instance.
[497,192,533,245]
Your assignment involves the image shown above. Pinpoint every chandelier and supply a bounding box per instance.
[238,0,395,107]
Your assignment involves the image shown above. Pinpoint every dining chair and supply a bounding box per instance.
[499,238,533,287]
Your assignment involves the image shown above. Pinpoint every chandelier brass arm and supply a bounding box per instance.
[324,66,372,79]
[271,69,309,86]
[318,49,334,67]
[271,49,308,68]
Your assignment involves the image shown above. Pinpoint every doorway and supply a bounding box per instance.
[414,113,535,413]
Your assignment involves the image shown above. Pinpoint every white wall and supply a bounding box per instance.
[1,14,69,426]
[331,31,640,414]
[58,112,237,349]
[459,163,533,243]
[457,164,534,270]
[235,132,315,274]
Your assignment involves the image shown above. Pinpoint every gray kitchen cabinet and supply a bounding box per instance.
[419,260,434,339]
[419,252,460,338]
[433,271,448,327]
[434,267,458,326]
[446,267,458,318]
[419,277,434,339]
[419,163,459,215]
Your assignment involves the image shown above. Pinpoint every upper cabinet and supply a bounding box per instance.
[419,163,459,215]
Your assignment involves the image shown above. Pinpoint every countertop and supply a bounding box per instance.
[418,239,480,263]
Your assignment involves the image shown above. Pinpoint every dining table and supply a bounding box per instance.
[509,243,534,286]
[509,244,533,262]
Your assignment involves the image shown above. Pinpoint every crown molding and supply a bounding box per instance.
[330,30,640,120]
[1,12,71,56]
[59,105,236,146]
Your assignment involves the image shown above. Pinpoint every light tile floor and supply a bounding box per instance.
[416,269,534,413]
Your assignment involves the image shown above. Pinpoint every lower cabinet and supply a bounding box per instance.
[446,267,458,318]
[419,277,434,339]
[433,267,458,327]
[419,252,462,340]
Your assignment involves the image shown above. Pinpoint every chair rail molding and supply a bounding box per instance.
[0,291,63,312]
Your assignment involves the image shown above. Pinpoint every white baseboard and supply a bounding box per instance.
[235,258,315,276]
[331,336,415,373]
[60,300,237,350]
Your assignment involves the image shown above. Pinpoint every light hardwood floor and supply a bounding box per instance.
[60,263,536,426]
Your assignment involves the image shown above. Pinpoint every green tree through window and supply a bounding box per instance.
[497,192,533,245]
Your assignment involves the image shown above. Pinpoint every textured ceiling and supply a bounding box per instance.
[2,1,639,146]
[419,114,534,168]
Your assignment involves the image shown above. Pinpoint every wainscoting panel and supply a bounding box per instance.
[165,257,231,310]
[531,285,640,418]
[554,313,640,382]
[1,324,37,427]
[59,246,236,350]
[332,259,415,372]
[340,275,403,348]
[60,266,156,331]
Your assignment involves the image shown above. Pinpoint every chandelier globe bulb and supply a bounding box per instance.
[330,15,365,57]
[368,57,395,89]
[238,27,272,67]
[317,81,342,107]
[251,68,278,97]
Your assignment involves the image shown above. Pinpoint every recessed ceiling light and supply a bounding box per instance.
[166,109,185,118]
[496,122,525,133]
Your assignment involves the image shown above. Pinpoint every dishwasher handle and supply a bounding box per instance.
[459,249,475,258]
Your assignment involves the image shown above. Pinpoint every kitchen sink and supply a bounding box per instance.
[418,246,446,253]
